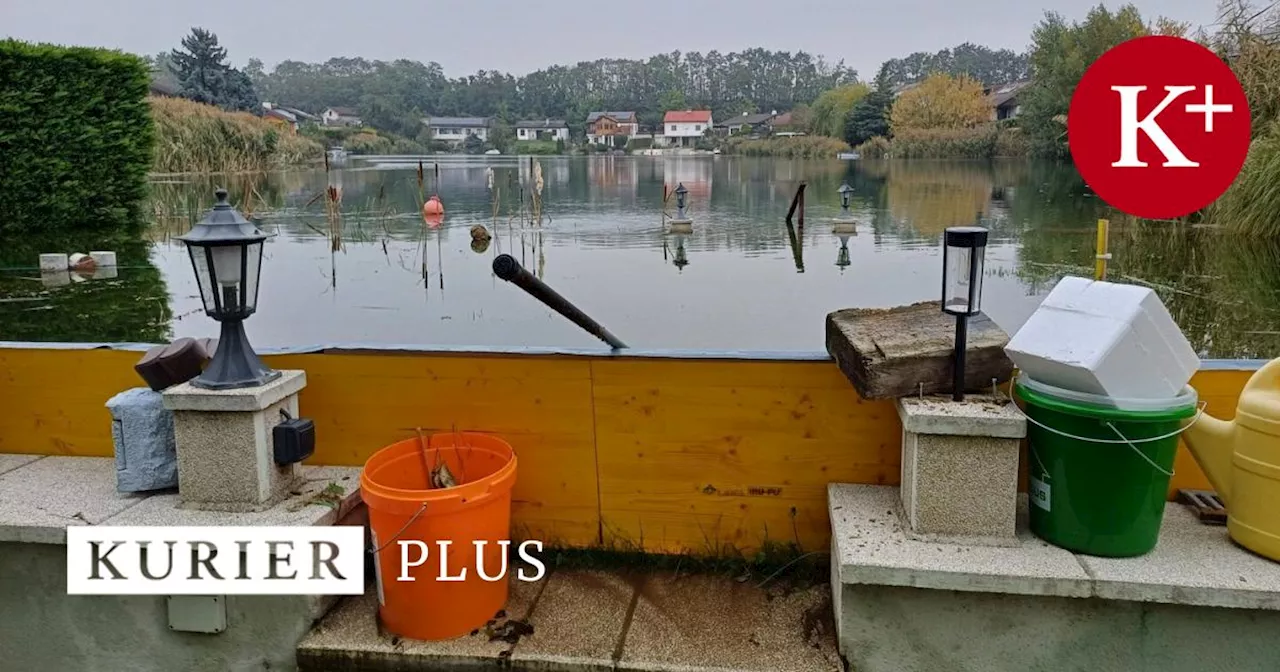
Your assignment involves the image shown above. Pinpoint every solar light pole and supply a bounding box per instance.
[941,226,989,402]
[176,188,280,390]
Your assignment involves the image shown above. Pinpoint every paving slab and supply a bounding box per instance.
[0,454,43,476]
[1081,503,1280,610]
[105,466,363,528]
[618,572,842,672]
[512,569,637,671]
[297,574,544,671]
[829,483,1092,598]
[0,456,147,544]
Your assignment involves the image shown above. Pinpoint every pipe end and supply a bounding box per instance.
[493,254,520,281]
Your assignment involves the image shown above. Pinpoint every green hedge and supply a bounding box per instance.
[0,40,154,235]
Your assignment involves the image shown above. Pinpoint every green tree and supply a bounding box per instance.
[878,43,1030,88]
[845,74,892,146]
[1020,4,1186,159]
[169,28,259,112]
[659,88,688,111]
[463,133,485,154]
[809,83,871,137]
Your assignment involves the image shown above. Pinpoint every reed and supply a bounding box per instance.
[723,135,852,158]
[149,95,323,174]
[1210,121,1280,237]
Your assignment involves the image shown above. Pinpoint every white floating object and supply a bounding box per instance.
[39,254,68,272]
[40,270,71,288]
[1005,276,1199,403]
[90,251,117,267]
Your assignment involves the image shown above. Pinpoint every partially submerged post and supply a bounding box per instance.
[786,181,807,228]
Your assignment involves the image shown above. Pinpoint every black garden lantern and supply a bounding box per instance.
[941,225,989,401]
[176,188,280,390]
[674,183,688,219]
[838,182,853,217]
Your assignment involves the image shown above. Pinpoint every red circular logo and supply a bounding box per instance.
[1068,35,1251,219]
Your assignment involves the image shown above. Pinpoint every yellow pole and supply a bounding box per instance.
[1094,218,1111,280]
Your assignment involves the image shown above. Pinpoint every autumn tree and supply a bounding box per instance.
[889,73,990,131]
[808,83,870,137]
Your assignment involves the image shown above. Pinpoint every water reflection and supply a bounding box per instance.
[1,156,1277,358]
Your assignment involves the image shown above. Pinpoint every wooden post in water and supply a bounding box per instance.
[1095,219,1111,280]
[786,182,807,227]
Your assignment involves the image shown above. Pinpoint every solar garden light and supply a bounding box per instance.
[941,225,989,402]
[176,188,280,390]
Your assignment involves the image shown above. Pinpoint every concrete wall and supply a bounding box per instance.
[834,582,1280,672]
[0,542,333,672]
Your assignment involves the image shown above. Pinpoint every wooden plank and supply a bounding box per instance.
[593,357,899,554]
[826,301,1015,399]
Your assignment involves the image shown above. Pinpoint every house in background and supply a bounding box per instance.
[987,80,1032,121]
[662,110,714,147]
[516,119,569,142]
[890,82,922,99]
[148,80,179,98]
[424,117,494,144]
[261,103,299,134]
[719,111,778,136]
[585,111,639,145]
[322,107,362,127]
[279,106,319,124]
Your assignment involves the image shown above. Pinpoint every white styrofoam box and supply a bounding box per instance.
[1005,276,1199,402]
[89,251,117,267]
[38,253,68,272]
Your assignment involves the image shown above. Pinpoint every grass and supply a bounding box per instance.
[723,135,851,158]
[149,95,323,174]
[1210,120,1280,237]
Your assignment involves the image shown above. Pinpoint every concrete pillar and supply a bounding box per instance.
[896,393,1025,540]
[162,371,307,512]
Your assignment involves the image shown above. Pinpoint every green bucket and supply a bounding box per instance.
[1015,375,1200,557]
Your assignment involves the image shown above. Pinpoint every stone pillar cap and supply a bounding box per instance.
[162,370,306,412]
[896,393,1026,439]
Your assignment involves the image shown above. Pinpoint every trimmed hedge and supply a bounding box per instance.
[0,40,154,235]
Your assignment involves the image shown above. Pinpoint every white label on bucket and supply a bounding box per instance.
[371,530,385,607]
[1030,477,1051,512]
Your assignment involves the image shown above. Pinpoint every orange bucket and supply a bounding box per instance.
[361,432,517,641]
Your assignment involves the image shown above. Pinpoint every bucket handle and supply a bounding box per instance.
[369,502,429,555]
[1013,401,1207,479]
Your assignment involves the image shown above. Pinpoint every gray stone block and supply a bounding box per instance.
[106,388,178,493]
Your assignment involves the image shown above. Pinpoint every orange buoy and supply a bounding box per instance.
[423,195,444,216]
[362,432,518,641]
[424,212,444,229]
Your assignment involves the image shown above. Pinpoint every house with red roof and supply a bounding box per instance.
[662,109,714,148]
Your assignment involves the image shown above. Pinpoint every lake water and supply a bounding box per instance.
[3,155,1279,358]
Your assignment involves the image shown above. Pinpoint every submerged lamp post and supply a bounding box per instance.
[177,188,280,390]
[838,182,853,216]
[941,225,988,402]
[674,183,689,220]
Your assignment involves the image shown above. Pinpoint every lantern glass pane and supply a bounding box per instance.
[187,245,217,314]
[244,241,263,313]
[970,248,986,313]
[211,245,244,288]
[944,245,973,313]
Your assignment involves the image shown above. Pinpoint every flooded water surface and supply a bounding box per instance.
[3,155,1279,358]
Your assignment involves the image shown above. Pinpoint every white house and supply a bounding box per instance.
[662,110,713,147]
[515,119,569,142]
[321,107,362,127]
[425,117,493,143]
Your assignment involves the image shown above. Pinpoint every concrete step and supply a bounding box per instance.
[298,567,843,672]
[829,483,1280,672]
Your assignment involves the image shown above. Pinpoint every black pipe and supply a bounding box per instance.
[953,315,968,402]
[492,254,628,350]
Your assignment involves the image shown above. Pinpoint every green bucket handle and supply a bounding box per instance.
[1013,400,1207,479]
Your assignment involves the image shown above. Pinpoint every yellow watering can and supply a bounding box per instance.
[1182,357,1280,562]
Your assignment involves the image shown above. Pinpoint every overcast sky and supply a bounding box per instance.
[3,0,1220,78]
